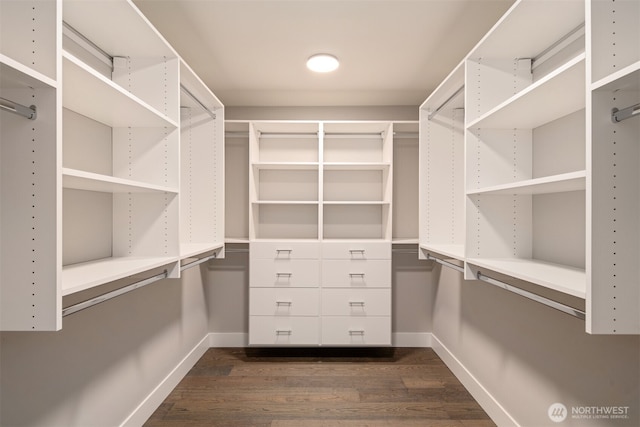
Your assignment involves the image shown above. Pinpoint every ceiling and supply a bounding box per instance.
[134,0,514,107]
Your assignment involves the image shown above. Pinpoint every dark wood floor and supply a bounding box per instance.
[144,347,496,427]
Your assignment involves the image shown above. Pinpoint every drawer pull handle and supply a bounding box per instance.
[276,249,292,254]
[349,273,365,278]
[276,301,292,306]
[276,329,292,336]
[349,249,365,254]
[349,301,365,307]
[276,273,293,278]
[349,330,365,336]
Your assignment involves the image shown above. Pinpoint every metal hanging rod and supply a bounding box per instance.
[0,97,37,120]
[62,21,113,68]
[259,132,318,139]
[181,85,217,120]
[62,270,168,317]
[424,253,464,273]
[611,103,640,123]
[531,23,585,71]
[226,131,250,138]
[393,132,419,139]
[476,271,585,320]
[324,132,384,139]
[427,86,465,121]
[225,248,250,253]
[180,252,218,272]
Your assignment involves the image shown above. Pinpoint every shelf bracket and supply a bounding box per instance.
[611,103,640,123]
[62,270,168,317]
[476,271,586,320]
[0,97,37,120]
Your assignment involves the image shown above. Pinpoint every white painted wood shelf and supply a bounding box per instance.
[180,243,225,259]
[1,54,57,89]
[420,244,465,261]
[63,168,179,194]
[466,171,586,196]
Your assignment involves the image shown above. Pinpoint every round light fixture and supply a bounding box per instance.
[306,54,339,73]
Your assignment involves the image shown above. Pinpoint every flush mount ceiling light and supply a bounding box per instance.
[306,54,339,73]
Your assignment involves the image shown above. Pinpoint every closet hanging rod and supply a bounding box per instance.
[427,85,464,121]
[424,253,464,273]
[393,132,419,139]
[324,132,384,139]
[181,85,217,120]
[259,132,318,139]
[531,23,585,71]
[225,248,250,253]
[62,270,168,317]
[180,252,218,272]
[0,97,37,120]
[62,21,113,68]
[611,103,640,123]
[476,271,586,320]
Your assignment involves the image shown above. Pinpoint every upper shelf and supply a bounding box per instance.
[63,0,176,59]
[592,60,640,92]
[467,54,585,129]
[63,168,179,194]
[1,55,57,89]
[62,52,177,128]
[468,0,584,59]
[324,162,391,171]
[467,171,586,196]
[253,162,320,171]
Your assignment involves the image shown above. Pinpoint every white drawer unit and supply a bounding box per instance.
[321,316,392,346]
[321,289,391,316]
[322,259,392,288]
[250,288,320,316]
[322,241,391,260]
[250,241,320,260]
[249,316,320,346]
[250,258,320,287]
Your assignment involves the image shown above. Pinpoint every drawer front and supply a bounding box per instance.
[322,260,391,288]
[250,259,319,287]
[321,289,391,316]
[251,241,320,260]
[321,316,391,346]
[249,316,319,346]
[322,241,391,260]
[251,288,319,316]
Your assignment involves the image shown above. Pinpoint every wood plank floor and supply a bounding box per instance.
[144,347,496,427]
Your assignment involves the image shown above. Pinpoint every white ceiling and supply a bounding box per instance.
[134,0,514,107]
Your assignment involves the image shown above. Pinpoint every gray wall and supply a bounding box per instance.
[0,266,209,427]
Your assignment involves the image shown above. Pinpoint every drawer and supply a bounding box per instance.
[250,259,319,287]
[321,289,391,316]
[251,241,320,260]
[322,259,391,288]
[321,316,391,346]
[322,241,391,260]
[249,316,320,346]
[250,288,319,316]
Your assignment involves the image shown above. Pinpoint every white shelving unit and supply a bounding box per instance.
[1,0,61,331]
[248,121,393,346]
[587,0,640,334]
[419,0,639,334]
[179,60,225,260]
[1,0,225,331]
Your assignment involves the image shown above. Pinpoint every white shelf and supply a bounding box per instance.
[467,171,586,196]
[467,257,586,299]
[591,60,640,92]
[469,0,584,59]
[393,238,419,244]
[62,256,178,296]
[468,54,586,129]
[323,201,389,205]
[62,52,177,128]
[63,0,176,58]
[63,168,178,194]
[323,162,391,170]
[253,201,319,205]
[420,244,465,261]
[253,162,319,170]
[180,242,224,259]
[225,238,250,244]
[1,55,57,89]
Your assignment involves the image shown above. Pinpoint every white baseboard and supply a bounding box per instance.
[120,334,209,427]
[431,334,519,427]
[208,332,248,347]
[392,332,432,347]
